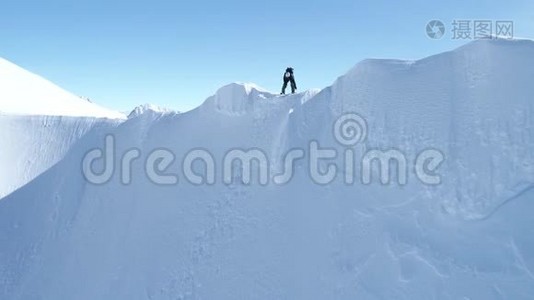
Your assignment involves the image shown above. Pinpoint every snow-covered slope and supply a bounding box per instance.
[0,58,125,197]
[0,57,124,119]
[0,115,121,198]
[1,39,534,299]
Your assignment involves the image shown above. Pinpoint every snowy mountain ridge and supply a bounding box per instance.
[1,39,534,299]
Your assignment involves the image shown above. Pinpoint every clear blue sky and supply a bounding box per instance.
[1,0,532,112]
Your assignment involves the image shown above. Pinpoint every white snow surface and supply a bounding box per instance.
[0,116,121,198]
[1,39,534,299]
[0,58,125,119]
[128,103,177,118]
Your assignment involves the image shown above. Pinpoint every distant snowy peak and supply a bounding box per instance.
[0,58,125,119]
[127,103,177,118]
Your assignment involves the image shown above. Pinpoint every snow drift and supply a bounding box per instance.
[1,39,534,299]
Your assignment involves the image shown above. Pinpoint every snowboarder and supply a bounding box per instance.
[281,67,297,95]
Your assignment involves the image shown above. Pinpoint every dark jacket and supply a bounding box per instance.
[284,68,294,79]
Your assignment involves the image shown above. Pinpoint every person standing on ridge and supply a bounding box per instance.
[281,67,297,95]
